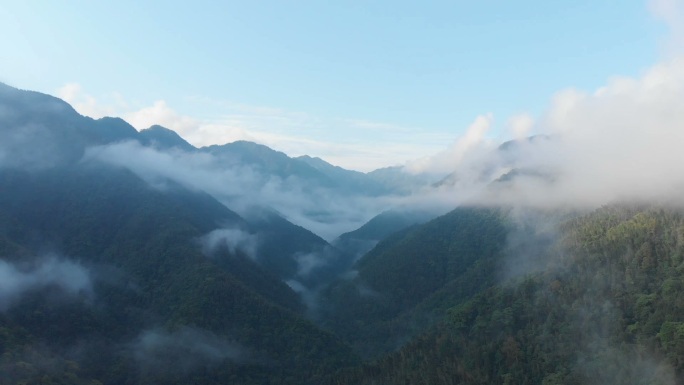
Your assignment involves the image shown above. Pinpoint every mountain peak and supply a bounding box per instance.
[139,125,196,151]
[92,116,140,143]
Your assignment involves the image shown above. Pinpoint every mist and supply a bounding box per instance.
[83,53,684,241]
[397,57,684,213]
[131,326,246,376]
[199,228,259,260]
[506,59,684,208]
[83,141,394,240]
[0,255,92,311]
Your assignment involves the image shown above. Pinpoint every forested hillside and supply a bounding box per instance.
[0,165,357,385]
[329,205,684,385]
[321,207,509,358]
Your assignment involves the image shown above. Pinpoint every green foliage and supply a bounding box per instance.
[329,205,684,384]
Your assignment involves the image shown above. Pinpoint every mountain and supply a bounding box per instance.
[296,155,395,196]
[332,208,442,265]
[92,116,140,143]
[12,81,684,385]
[139,124,196,152]
[202,144,431,197]
[0,82,103,168]
[0,83,360,277]
[329,205,684,384]
[367,165,437,194]
[240,205,332,282]
[202,141,337,188]
[321,206,510,358]
[338,208,439,243]
[0,163,358,385]
[0,84,361,384]
[434,134,554,189]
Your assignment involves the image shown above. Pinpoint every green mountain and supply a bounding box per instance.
[332,208,442,270]
[321,206,509,358]
[0,84,361,384]
[328,205,684,384]
[0,82,134,168]
[240,205,332,282]
[338,208,439,243]
[0,165,358,385]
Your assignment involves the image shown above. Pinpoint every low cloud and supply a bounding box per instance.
[293,252,329,278]
[285,279,320,316]
[506,58,684,207]
[507,113,534,140]
[649,0,684,55]
[56,83,126,118]
[83,140,392,240]
[200,228,259,260]
[124,100,199,137]
[131,327,246,376]
[0,255,92,311]
[405,114,495,176]
[410,57,684,212]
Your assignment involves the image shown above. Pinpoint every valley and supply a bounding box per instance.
[1,82,684,385]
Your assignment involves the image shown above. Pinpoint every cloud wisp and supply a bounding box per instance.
[0,255,93,311]
[131,327,246,377]
[199,228,259,260]
[83,140,394,240]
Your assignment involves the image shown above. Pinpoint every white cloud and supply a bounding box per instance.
[404,114,494,175]
[394,56,684,212]
[199,228,258,260]
[56,83,123,118]
[0,255,92,311]
[433,57,684,209]
[649,0,684,54]
[132,327,245,376]
[123,100,198,134]
[507,113,534,140]
[82,141,394,240]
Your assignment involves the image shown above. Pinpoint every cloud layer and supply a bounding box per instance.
[83,141,393,240]
[403,57,684,211]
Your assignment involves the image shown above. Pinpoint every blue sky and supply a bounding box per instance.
[0,1,674,171]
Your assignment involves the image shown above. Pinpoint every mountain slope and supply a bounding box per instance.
[0,164,359,384]
[203,141,336,188]
[329,205,684,384]
[296,155,394,195]
[321,206,509,357]
[338,208,437,243]
[139,124,196,152]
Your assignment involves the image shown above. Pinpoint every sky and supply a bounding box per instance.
[0,1,676,171]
